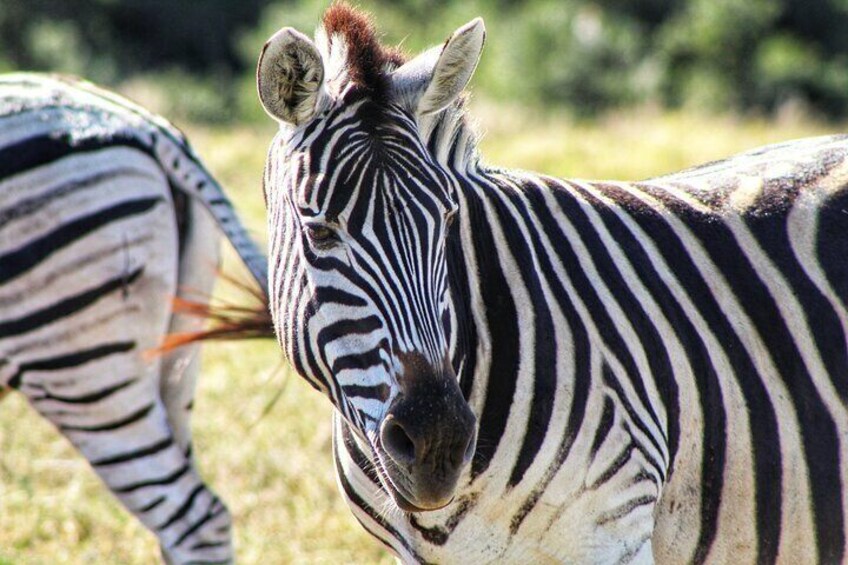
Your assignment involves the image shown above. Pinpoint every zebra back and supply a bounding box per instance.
[0,73,268,294]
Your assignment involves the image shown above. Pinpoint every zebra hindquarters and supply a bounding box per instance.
[0,153,231,563]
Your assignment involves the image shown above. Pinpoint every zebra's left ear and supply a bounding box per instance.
[391,18,486,116]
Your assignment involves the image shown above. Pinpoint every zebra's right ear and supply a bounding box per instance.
[257,28,326,126]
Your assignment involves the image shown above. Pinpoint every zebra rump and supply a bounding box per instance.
[0,73,272,564]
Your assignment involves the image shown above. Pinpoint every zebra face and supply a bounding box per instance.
[264,96,477,511]
[258,17,486,511]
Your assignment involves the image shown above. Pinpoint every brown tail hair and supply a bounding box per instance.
[153,274,275,355]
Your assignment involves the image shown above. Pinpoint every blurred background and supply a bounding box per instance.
[5,0,848,122]
[0,1,846,563]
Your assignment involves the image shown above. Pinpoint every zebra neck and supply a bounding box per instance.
[419,101,481,174]
[446,165,598,482]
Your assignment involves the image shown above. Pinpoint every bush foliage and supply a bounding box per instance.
[3,0,848,121]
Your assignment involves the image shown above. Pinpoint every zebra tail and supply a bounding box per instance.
[154,130,270,296]
[151,273,275,356]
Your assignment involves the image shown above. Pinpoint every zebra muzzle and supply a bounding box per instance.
[377,356,477,511]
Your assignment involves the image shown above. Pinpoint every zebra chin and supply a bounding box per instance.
[379,466,459,512]
[375,435,476,512]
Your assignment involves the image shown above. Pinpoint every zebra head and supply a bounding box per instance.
[258,6,484,512]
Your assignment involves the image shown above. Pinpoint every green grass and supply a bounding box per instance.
[0,101,841,563]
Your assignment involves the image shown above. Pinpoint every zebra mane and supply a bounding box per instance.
[316,2,482,171]
[418,94,482,172]
[317,2,406,101]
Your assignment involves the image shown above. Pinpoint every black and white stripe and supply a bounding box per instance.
[0,73,266,564]
[261,9,848,565]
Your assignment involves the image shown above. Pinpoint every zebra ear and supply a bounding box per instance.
[257,27,326,126]
[391,18,486,116]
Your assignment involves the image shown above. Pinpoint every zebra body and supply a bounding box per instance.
[335,134,848,564]
[0,74,265,563]
[259,6,848,564]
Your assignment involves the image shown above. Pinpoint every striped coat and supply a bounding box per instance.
[334,134,848,563]
[0,73,266,564]
[258,5,848,564]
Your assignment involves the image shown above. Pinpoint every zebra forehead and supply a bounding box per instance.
[320,2,407,100]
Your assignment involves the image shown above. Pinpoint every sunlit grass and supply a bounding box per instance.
[472,101,839,179]
[0,100,841,563]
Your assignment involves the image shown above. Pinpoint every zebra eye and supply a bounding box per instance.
[303,222,339,249]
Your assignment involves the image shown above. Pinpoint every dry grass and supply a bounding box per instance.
[0,101,840,563]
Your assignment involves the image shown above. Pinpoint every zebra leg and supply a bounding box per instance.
[8,189,231,562]
[18,350,232,564]
[152,195,231,563]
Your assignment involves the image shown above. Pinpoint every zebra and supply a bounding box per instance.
[0,73,268,564]
[257,4,848,564]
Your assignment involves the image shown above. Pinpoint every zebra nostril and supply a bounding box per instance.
[381,417,417,466]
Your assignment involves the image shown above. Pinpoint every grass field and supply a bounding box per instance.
[0,101,841,563]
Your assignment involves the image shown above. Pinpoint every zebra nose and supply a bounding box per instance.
[380,412,475,472]
[379,397,477,472]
